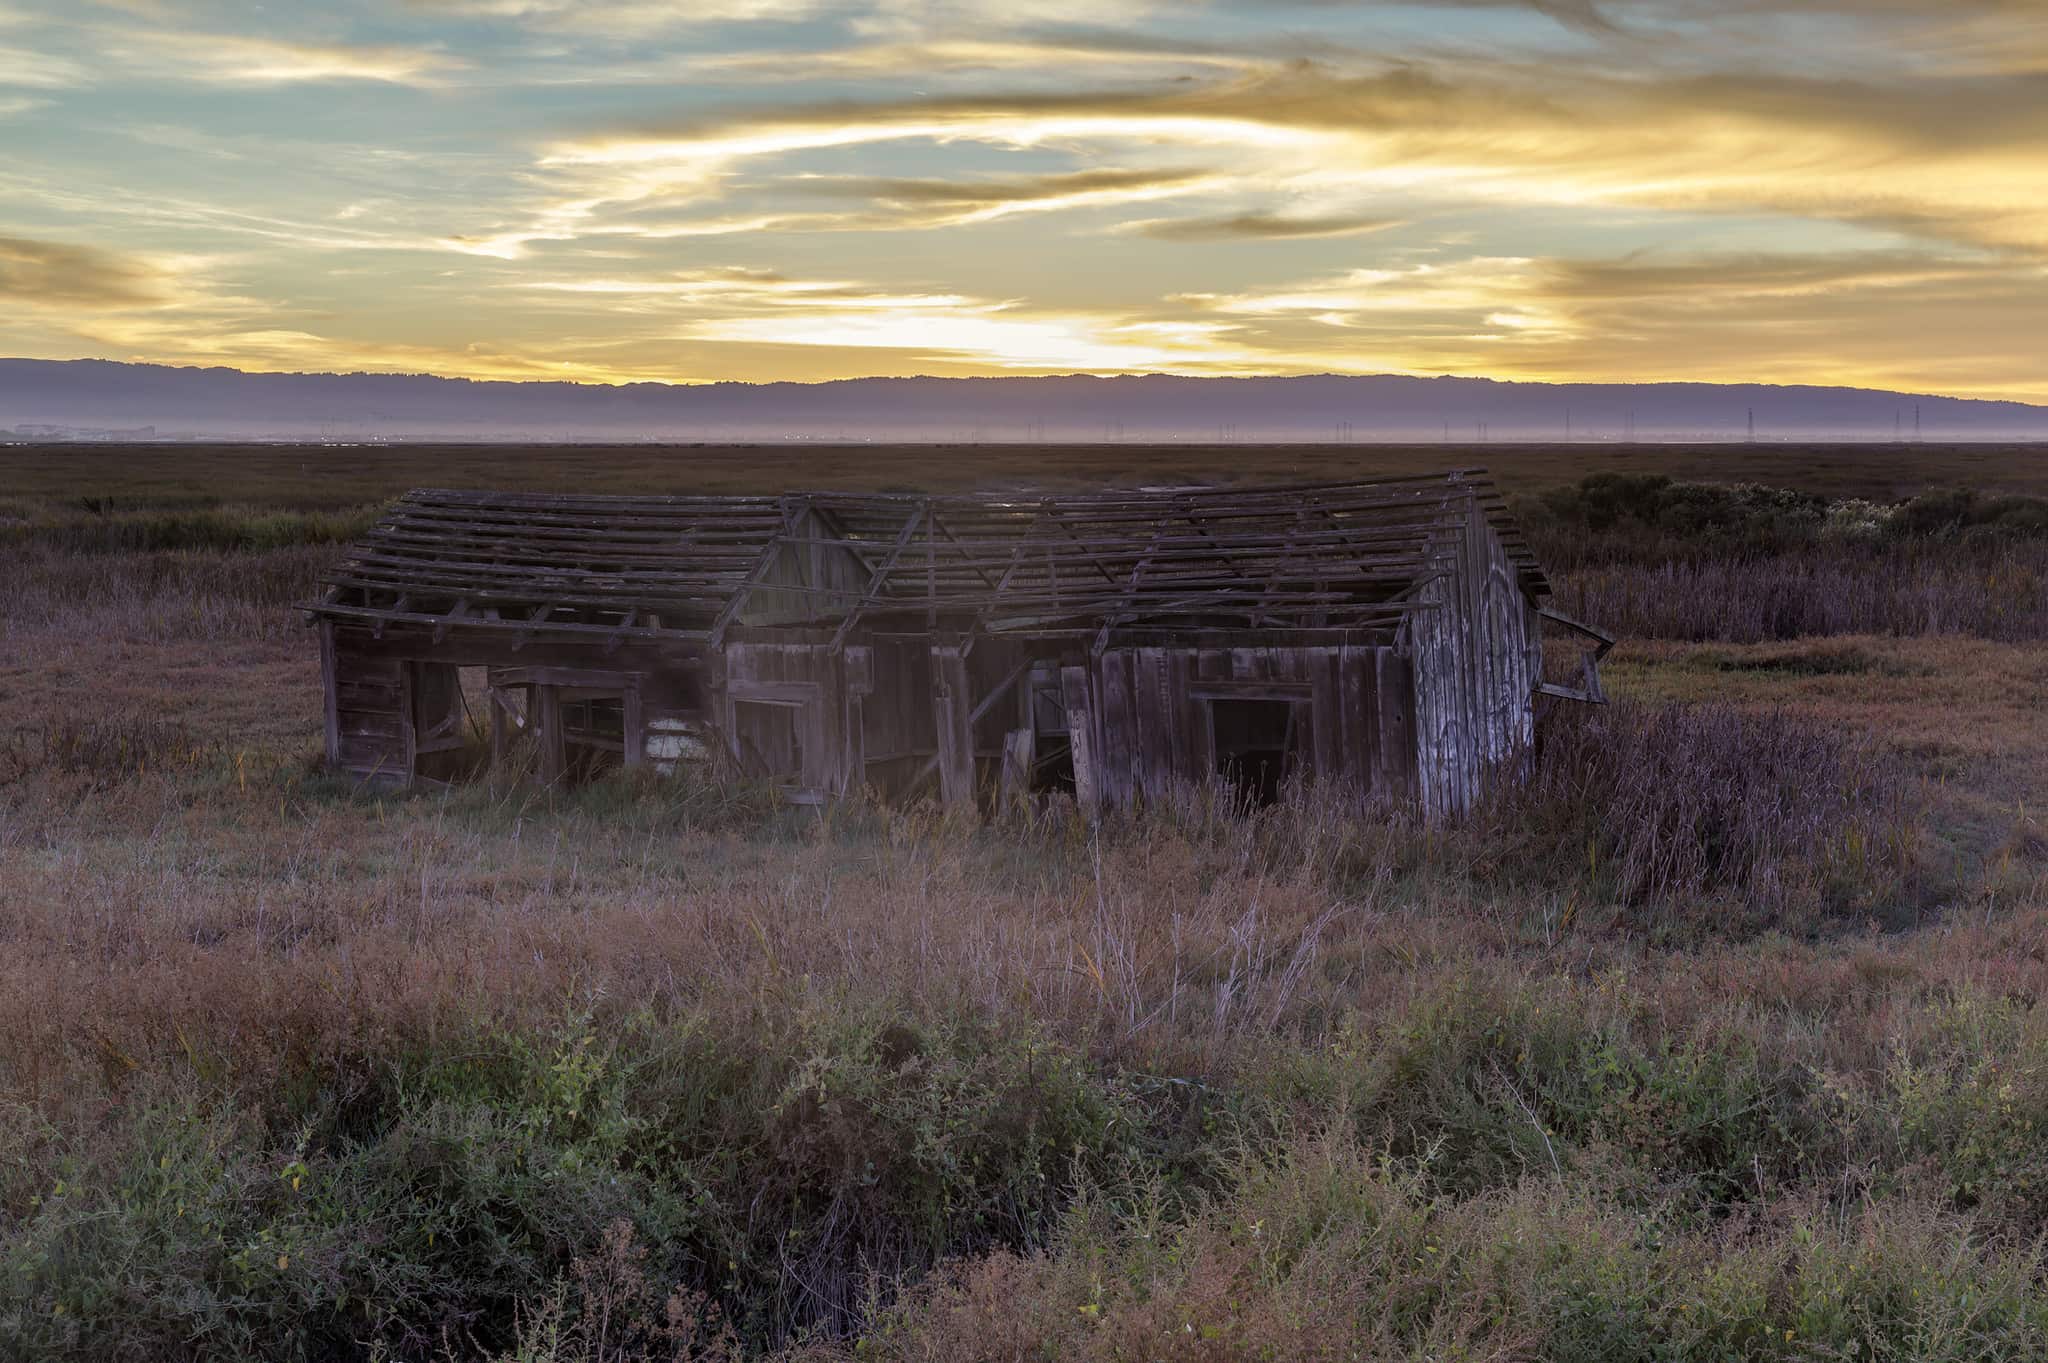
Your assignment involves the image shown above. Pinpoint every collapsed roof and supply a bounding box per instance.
[304,471,1548,645]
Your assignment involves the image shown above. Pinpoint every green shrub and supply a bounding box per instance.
[834,1136,2048,1363]
[1307,974,1806,1207]
[0,1005,1167,1359]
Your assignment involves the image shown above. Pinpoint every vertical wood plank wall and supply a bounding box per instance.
[324,627,410,787]
[1406,488,1540,819]
[715,642,843,797]
[1080,643,1416,807]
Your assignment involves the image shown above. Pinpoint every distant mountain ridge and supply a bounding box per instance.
[4,358,2045,442]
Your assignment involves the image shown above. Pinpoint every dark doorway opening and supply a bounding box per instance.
[1210,698,1296,807]
[1024,669,1074,795]
[1031,736,1076,795]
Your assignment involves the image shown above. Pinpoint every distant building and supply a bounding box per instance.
[301,473,1609,818]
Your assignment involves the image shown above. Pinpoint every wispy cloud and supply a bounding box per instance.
[0,43,89,88]
[0,235,171,306]
[790,167,1216,226]
[1177,247,2048,397]
[102,32,464,86]
[521,265,987,313]
[402,0,827,35]
[1130,211,1406,241]
[530,60,2048,256]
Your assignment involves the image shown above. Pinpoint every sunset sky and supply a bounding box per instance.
[1,1,2045,397]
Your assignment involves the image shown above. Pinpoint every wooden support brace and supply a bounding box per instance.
[1534,605,1615,705]
[534,684,566,785]
[830,504,925,653]
[488,687,514,769]
[911,653,1036,802]
[622,678,644,769]
[1061,665,1098,818]
[431,598,470,645]
[931,646,975,807]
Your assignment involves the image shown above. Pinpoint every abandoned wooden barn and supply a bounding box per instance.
[302,473,1609,818]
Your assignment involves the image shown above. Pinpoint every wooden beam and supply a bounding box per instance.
[931,646,974,806]
[1536,605,1617,658]
[708,539,790,648]
[622,678,644,769]
[912,652,1037,803]
[1061,665,1098,818]
[534,684,566,786]
[829,502,925,652]
[431,598,470,645]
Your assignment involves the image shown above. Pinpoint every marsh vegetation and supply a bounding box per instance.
[2,444,2046,1361]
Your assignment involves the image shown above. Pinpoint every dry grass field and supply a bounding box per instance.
[4,442,2048,1362]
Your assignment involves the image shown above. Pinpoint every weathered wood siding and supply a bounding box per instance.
[325,621,705,789]
[737,505,872,627]
[1405,489,1540,819]
[323,623,411,787]
[1072,643,1415,808]
[857,639,937,796]
[712,635,1042,803]
[713,641,849,799]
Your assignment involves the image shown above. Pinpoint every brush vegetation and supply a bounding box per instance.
[2,447,2045,1361]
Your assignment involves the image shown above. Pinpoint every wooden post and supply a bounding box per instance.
[398,661,418,788]
[931,646,975,807]
[534,683,566,786]
[488,687,511,770]
[1060,664,1098,818]
[317,620,341,767]
[622,678,644,769]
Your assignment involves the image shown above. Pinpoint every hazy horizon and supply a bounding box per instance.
[12,353,2048,402]
[9,356,2045,443]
